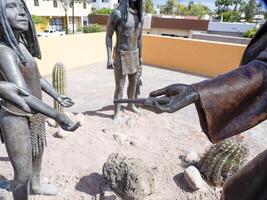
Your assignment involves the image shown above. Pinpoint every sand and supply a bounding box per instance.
[0,63,266,200]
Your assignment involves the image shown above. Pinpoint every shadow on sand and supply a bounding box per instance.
[0,157,9,162]
[82,106,114,119]
[75,173,105,196]
[82,105,132,119]
[0,175,11,191]
[173,173,194,193]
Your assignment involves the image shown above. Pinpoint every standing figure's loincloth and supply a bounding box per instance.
[28,113,47,157]
[114,48,140,75]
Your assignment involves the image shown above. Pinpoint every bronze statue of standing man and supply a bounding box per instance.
[106,0,143,124]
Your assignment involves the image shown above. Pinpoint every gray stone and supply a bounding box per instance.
[75,113,85,126]
[101,184,121,200]
[102,153,154,200]
[185,151,199,165]
[113,133,131,145]
[184,166,209,191]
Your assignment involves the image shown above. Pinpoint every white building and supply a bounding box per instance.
[208,21,257,37]
[90,0,118,9]
[25,0,92,31]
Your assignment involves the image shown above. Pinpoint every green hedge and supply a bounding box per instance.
[243,28,258,38]
[83,24,103,33]
[91,8,112,15]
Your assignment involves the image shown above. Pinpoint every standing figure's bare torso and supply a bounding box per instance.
[115,11,141,51]
[0,43,42,115]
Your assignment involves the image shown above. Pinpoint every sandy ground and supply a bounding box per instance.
[0,63,267,200]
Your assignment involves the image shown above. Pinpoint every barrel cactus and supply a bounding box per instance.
[197,138,247,187]
[52,62,66,112]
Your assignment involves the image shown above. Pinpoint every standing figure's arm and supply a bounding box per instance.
[0,47,79,131]
[106,10,121,69]
[40,77,74,107]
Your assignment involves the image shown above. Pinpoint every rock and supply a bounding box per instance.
[185,151,199,165]
[75,113,85,126]
[45,118,57,127]
[126,118,135,128]
[184,166,209,191]
[95,193,101,200]
[101,184,121,200]
[113,133,130,145]
[102,153,154,200]
[0,189,12,200]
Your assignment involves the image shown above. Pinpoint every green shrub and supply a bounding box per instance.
[91,8,112,15]
[83,24,103,33]
[31,15,49,25]
[243,28,258,38]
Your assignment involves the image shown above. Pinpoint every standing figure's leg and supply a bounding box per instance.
[30,114,58,195]
[1,112,32,200]
[113,65,126,125]
[127,72,141,113]
[135,67,142,99]
[31,151,58,195]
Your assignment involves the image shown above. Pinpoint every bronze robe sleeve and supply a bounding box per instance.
[192,50,267,143]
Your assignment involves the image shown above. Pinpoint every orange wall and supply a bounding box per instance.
[36,33,247,77]
[143,34,247,76]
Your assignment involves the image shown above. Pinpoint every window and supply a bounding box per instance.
[34,0,39,6]
[69,1,73,8]
[102,0,108,2]
[53,0,57,7]
[50,18,63,31]
[83,2,86,9]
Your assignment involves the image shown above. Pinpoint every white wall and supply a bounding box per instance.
[91,0,118,9]
[208,22,257,34]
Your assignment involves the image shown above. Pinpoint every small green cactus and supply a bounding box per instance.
[197,138,247,187]
[52,62,66,112]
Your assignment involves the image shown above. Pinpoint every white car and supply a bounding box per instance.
[37,29,65,37]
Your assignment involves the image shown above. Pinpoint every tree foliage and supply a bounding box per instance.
[223,10,241,21]
[160,0,177,15]
[215,0,234,14]
[143,0,154,14]
[160,0,211,18]
[184,3,211,18]
[215,0,263,22]
[243,0,262,22]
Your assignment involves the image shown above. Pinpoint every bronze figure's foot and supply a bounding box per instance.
[113,113,121,126]
[31,183,58,196]
[127,104,141,114]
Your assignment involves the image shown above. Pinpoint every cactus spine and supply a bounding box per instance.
[52,62,66,112]
[197,138,247,186]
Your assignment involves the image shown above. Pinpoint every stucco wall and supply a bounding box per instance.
[142,34,246,76]
[36,33,246,77]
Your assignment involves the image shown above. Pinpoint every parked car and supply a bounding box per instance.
[37,29,65,37]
